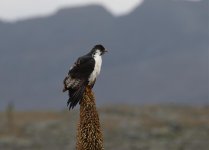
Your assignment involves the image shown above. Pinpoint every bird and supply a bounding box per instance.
[63,44,107,109]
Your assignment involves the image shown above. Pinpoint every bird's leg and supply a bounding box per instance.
[90,79,96,89]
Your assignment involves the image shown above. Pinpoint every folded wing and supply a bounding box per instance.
[63,55,95,109]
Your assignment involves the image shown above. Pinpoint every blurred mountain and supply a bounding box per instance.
[0,0,208,110]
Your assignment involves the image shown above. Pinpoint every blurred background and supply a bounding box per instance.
[0,0,208,149]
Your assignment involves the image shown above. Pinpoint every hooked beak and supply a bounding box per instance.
[104,49,108,53]
[101,49,108,55]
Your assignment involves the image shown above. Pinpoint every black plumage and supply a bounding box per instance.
[63,45,107,109]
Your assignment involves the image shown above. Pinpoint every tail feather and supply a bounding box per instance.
[67,84,86,110]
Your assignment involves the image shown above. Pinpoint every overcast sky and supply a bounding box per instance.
[0,0,143,22]
[0,0,201,22]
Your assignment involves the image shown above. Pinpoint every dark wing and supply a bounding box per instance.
[63,55,95,109]
[69,55,95,78]
[67,79,87,109]
[63,55,95,91]
[63,76,83,92]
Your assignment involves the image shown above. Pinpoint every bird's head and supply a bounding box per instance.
[90,44,108,56]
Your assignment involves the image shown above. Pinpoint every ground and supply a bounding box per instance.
[0,105,209,150]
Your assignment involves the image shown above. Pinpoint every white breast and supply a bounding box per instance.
[88,51,102,84]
